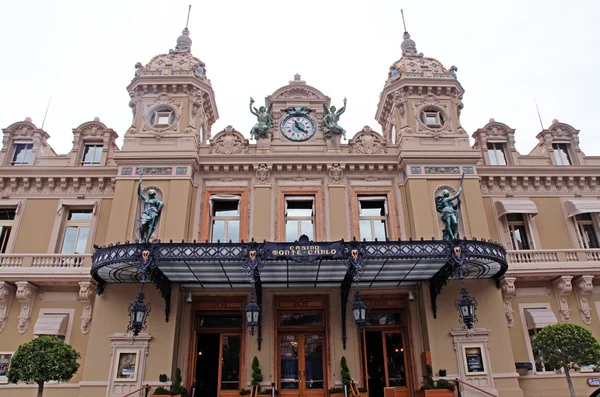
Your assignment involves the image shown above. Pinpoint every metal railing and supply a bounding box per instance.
[121,385,151,397]
[0,254,92,268]
[454,379,498,397]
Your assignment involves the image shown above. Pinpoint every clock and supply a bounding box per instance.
[280,113,316,142]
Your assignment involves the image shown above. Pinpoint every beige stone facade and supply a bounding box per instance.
[1,26,600,397]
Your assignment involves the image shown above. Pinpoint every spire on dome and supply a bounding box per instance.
[170,5,193,53]
[400,10,420,57]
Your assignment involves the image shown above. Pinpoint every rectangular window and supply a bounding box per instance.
[285,196,314,241]
[552,143,572,165]
[60,209,93,254]
[358,196,388,241]
[210,197,240,243]
[575,213,600,249]
[487,142,507,165]
[507,214,531,250]
[528,328,548,372]
[11,143,33,166]
[0,208,16,254]
[81,144,103,166]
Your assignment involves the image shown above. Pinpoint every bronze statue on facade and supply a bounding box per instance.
[435,172,464,241]
[249,97,273,140]
[322,98,347,142]
[138,171,164,243]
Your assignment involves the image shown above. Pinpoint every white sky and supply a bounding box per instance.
[1,0,599,156]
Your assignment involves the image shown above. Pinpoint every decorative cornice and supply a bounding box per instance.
[15,281,37,334]
[0,175,115,199]
[78,281,93,334]
[501,277,516,328]
[480,175,599,196]
[574,275,594,325]
[552,276,573,322]
[0,282,15,333]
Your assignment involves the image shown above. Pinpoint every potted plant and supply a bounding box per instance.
[239,389,251,396]
[414,365,454,397]
[329,386,345,397]
[252,356,263,393]
[153,368,187,397]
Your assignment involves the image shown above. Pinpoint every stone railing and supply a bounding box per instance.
[0,254,92,268]
[507,249,600,265]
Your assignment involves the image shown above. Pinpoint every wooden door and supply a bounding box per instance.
[279,333,326,397]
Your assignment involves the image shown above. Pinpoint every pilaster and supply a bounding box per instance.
[574,275,594,325]
[552,276,573,322]
[0,282,15,333]
[15,281,37,334]
[501,277,516,327]
[79,281,93,334]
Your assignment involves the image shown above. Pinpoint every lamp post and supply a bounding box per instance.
[352,291,368,331]
[127,289,151,336]
[455,286,477,329]
[245,288,260,336]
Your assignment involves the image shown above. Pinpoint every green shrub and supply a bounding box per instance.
[340,356,352,386]
[153,387,171,395]
[170,368,187,397]
[252,356,263,388]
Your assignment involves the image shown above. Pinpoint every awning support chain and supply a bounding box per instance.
[340,240,368,349]
[242,241,264,351]
[137,244,172,322]
[430,240,469,319]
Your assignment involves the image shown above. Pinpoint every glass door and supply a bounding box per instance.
[279,333,325,397]
[364,330,410,397]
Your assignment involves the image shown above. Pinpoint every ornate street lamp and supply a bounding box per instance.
[455,286,477,329]
[352,291,368,331]
[245,288,261,336]
[127,290,151,336]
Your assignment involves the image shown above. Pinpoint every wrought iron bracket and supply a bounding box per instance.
[340,240,368,349]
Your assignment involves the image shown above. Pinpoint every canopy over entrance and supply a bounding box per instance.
[91,237,507,342]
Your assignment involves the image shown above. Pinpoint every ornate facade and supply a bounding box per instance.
[0,24,600,397]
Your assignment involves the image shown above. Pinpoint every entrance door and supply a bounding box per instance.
[195,333,242,397]
[364,331,410,397]
[279,333,325,397]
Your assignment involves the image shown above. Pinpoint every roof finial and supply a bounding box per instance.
[400,9,419,57]
[185,4,191,29]
[170,5,193,53]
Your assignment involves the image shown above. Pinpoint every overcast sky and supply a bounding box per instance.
[1,0,599,156]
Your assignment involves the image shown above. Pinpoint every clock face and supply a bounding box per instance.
[280,115,316,142]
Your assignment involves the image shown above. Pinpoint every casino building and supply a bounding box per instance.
[1,22,600,397]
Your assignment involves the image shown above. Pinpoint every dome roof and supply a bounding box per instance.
[137,28,207,79]
[386,30,457,83]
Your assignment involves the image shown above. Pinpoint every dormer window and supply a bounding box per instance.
[11,143,33,166]
[487,142,507,165]
[420,108,445,129]
[81,144,103,166]
[552,143,571,165]
[150,108,175,127]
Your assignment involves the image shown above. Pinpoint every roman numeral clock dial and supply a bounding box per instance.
[280,108,317,142]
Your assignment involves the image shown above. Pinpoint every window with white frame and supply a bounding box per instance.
[210,195,241,243]
[285,196,315,241]
[552,143,572,165]
[358,196,388,241]
[487,142,507,165]
[150,107,176,127]
[33,309,75,344]
[81,144,103,166]
[420,108,445,128]
[60,209,93,254]
[575,213,600,249]
[0,208,16,253]
[523,307,557,373]
[11,143,33,166]
[506,214,532,250]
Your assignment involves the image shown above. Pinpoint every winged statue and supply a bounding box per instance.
[249,97,273,140]
[322,98,347,142]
